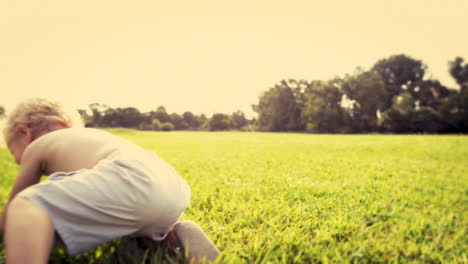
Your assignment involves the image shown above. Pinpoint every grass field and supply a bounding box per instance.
[0,130,467,263]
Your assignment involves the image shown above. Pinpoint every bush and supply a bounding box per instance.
[152,119,161,131]
[138,122,152,131]
[208,113,230,131]
[160,122,174,131]
[241,124,259,132]
[381,108,411,133]
[305,123,317,133]
[409,107,445,133]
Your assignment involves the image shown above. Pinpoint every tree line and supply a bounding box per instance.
[0,54,466,133]
[78,105,256,131]
[253,54,467,133]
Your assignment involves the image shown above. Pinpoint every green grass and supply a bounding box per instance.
[1,130,467,263]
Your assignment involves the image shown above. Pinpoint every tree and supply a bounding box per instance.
[301,79,351,133]
[392,92,415,114]
[381,92,414,133]
[286,79,309,114]
[78,109,93,127]
[372,54,426,110]
[438,88,468,132]
[197,114,209,130]
[449,57,468,91]
[138,121,152,130]
[431,57,468,133]
[380,92,414,133]
[252,80,303,131]
[408,107,445,133]
[410,80,451,109]
[99,107,143,128]
[88,103,108,127]
[208,113,230,131]
[119,107,143,128]
[152,106,171,123]
[0,106,5,119]
[182,111,196,128]
[381,91,450,133]
[170,113,188,130]
[100,108,117,127]
[380,108,410,133]
[230,110,247,130]
[342,71,387,132]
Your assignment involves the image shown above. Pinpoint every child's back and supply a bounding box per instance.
[28,127,151,174]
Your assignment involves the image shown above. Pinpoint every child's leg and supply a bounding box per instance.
[172,221,220,263]
[4,197,55,264]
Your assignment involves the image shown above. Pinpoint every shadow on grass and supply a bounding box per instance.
[0,236,186,264]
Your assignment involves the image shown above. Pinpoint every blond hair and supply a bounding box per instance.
[3,98,79,144]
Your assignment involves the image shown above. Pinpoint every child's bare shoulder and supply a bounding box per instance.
[32,128,122,150]
[29,128,134,173]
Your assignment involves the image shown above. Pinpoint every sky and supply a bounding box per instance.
[1,0,467,118]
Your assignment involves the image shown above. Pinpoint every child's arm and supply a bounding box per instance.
[0,144,44,232]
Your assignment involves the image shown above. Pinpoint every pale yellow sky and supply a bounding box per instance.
[1,0,467,117]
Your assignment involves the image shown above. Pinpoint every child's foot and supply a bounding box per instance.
[171,220,220,263]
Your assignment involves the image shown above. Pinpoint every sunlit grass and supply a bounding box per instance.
[1,130,467,263]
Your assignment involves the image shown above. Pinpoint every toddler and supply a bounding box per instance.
[0,98,191,263]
